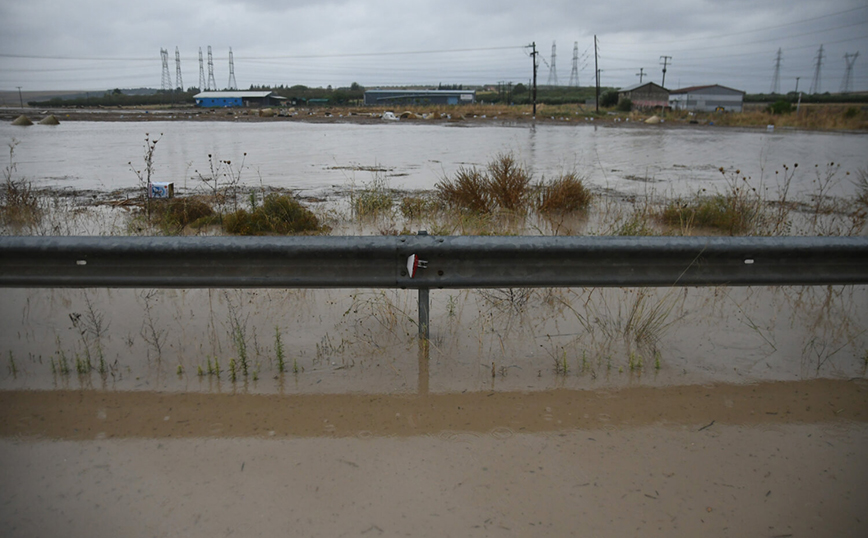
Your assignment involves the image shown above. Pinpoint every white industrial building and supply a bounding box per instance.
[669,85,745,112]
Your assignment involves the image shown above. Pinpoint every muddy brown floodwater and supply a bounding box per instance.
[1,380,866,537]
[1,283,867,537]
[2,118,867,536]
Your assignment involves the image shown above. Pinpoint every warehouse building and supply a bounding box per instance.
[364,89,476,106]
[193,91,287,108]
[617,82,670,109]
[668,85,745,112]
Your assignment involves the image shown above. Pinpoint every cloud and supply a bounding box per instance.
[0,0,865,92]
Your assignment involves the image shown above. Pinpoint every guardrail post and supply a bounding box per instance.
[417,230,430,340]
[418,287,430,340]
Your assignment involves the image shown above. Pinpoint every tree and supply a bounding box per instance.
[600,90,618,107]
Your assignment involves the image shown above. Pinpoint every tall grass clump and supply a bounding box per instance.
[436,166,491,213]
[223,193,320,235]
[856,169,868,211]
[399,194,436,220]
[435,153,535,214]
[660,168,765,235]
[536,172,593,214]
[486,153,532,212]
[352,174,393,218]
[1,140,41,229]
[152,196,215,234]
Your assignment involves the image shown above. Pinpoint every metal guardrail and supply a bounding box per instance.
[2,235,867,337]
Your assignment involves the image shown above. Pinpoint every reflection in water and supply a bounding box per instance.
[1,284,866,395]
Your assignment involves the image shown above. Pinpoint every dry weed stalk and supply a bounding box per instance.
[1,140,41,230]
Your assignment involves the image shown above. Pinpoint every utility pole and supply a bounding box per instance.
[795,77,802,112]
[529,42,538,117]
[636,68,645,84]
[595,36,600,112]
[660,55,671,88]
[16,86,23,108]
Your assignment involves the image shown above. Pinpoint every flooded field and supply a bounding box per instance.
[2,119,867,199]
[1,120,867,536]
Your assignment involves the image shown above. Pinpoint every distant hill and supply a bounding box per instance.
[0,88,159,106]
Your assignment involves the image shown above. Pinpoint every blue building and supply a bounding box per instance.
[364,89,476,106]
[193,91,286,108]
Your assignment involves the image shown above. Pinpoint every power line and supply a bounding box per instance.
[604,5,867,46]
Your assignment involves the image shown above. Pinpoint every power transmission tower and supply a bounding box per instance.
[840,52,859,94]
[660,55,672,88]
[207,46,217,91]
[809,45,824,94]
[160,48,171,91]
[546,41,558,86]
[595,36,600,112]
[770,48,782,94]
[198,48,206,91]
[227,47,237,90]
[528,42,538,116]
[569,42,579,87]
[175,47,183,92]
[636,68,645,84]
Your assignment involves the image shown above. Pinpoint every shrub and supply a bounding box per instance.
[436,166,492,213]
[486,153,531,212]
[353,175,393,217]
[436,153,534,214]
[660,194,760,235]
[1,141,41,229]
[767,100,793,115]
[617,98,633,112]
[399,195,434,220]
[224,194,320,235]
[153,197,215,233]
[537,173,592,213]
[600,90,619,108]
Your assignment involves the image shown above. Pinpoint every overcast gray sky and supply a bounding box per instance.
[1,0,866,94]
